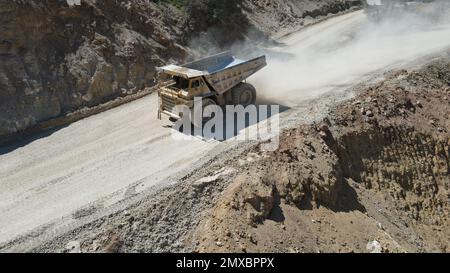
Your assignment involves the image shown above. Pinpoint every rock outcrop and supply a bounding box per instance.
[0,0,187,140]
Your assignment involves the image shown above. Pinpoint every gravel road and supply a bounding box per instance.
[1,10,450,250]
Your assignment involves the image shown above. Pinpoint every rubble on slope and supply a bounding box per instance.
[195,59,450,253]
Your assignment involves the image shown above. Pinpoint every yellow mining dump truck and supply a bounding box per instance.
[157,51,267,126]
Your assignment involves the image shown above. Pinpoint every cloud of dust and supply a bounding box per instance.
[247,2,450,107]
[188,2,450,108]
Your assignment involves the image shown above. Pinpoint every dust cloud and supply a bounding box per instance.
[248,3,450,107]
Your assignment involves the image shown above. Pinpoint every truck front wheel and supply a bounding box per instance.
[191,98,217,128]
[232,83,256,106]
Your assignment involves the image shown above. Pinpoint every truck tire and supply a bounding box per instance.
[232,83,256,106]
[191,98,217,128]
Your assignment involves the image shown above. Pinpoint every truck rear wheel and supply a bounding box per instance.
[191,98,217,128]
[232,83,256,106]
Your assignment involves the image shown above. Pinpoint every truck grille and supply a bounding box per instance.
[161,90,179,114]
[161,94,177,113]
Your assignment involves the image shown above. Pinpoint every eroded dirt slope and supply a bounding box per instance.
[195,60,450,253]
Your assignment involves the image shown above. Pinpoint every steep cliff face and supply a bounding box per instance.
[0,0,186,139]
[0,0,360,142]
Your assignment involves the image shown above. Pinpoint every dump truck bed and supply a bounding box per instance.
[183,52,248,74]
[160,51,266,95]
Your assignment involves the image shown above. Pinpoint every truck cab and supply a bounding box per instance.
[157,67,211,120]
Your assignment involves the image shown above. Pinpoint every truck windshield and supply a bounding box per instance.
[173,76,189,89]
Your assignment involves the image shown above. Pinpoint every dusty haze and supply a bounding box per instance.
[250,6,450,106]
